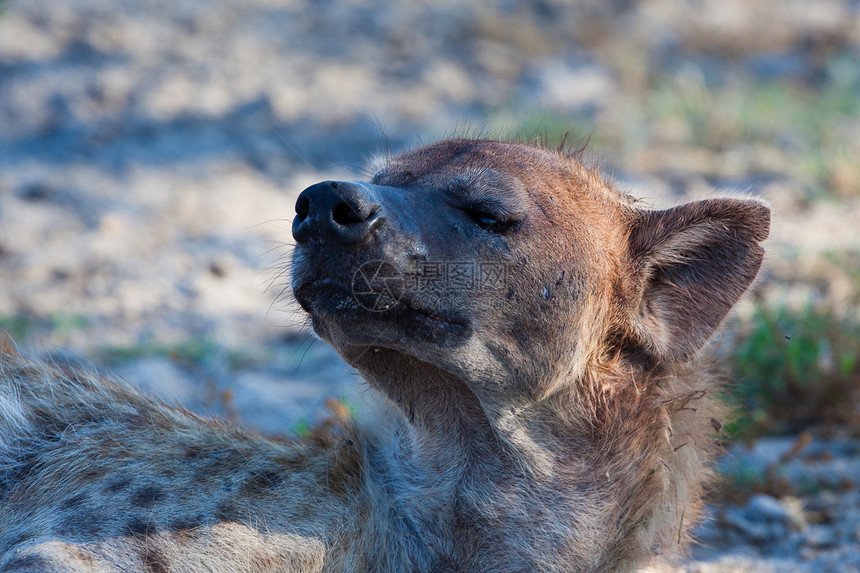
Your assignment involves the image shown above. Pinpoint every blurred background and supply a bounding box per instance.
[0,0,858,570]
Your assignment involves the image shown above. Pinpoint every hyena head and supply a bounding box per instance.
[290,139,769,412]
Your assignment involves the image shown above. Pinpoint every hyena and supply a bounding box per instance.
[0,139,770,572]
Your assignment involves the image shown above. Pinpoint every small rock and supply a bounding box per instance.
[524,58,614,114]
[805,524,839,549]
[18,183,56,202]
[780,496,808,532]
[723,505,776,541]
[746,494,792,523]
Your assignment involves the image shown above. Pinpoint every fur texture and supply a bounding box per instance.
[0,139,770,572]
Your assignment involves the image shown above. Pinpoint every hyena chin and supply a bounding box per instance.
[1,138,769,573]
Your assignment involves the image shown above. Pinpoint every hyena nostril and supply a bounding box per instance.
[295,194,310,221]
[332,201,371,225]
[293,181,381,244]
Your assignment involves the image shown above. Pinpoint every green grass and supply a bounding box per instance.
[494,50,860,200]
[290,416,312,437]
[0,313,88,343]
[97,337,280,373]
[50,313,89,338]
[288,396,357,438]
[0,315,38,341]
[724,302,860,439]
[642,75,859,197]
[98,337,221,369]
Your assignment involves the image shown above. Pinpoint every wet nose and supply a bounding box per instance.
[292,181,382,244]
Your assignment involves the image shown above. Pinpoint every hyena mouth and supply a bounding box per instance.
[295,275,471,346]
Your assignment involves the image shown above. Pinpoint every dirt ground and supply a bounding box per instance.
[0,0,859,570]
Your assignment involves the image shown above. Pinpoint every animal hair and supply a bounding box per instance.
[0,139,769,572]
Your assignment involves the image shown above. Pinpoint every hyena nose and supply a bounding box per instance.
[292,181,382,245]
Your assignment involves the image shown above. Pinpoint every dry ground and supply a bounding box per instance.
[0,1,859,570]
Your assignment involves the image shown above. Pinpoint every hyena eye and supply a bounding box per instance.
[466,210,516,234]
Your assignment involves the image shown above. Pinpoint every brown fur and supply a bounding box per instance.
[0,139,770,572]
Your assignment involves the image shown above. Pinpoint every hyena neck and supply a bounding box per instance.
[354,350,505,468]
[367,357,585,493]
[372,367,578,529]
[375,355,711,569]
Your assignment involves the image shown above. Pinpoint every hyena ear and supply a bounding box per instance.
[627,198,770,362]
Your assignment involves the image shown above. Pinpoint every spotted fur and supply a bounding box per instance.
[0,139,770,572]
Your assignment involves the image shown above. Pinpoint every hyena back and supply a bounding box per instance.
[0,139,770,572]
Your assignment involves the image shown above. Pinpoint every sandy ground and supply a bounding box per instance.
[1,0,859,570]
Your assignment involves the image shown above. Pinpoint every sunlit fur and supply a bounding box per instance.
[0,139,769,572]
